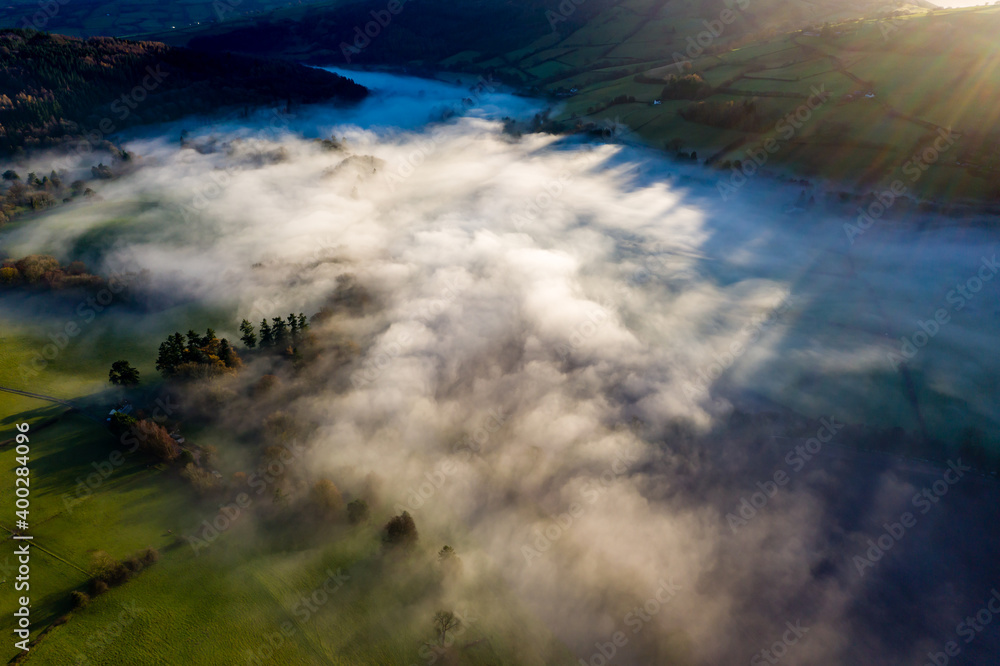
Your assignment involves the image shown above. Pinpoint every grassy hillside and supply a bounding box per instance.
[167,0,1000,202]
[554,5,1000,201]
[0,274,577,664]
[148,0,936,81]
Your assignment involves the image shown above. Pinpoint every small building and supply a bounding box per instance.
[652,99,662,106]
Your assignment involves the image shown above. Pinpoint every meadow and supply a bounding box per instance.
[0,288,575,664]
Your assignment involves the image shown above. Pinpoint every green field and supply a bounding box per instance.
[0,279,575,665]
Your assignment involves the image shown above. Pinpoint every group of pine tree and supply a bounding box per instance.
[155,329,241,379]
[154,314,310,379]
[238,313,309,349]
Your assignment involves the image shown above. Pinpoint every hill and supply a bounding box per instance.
[552,5,1000,201]
[0,29,367,156]
[162,0,1000,202]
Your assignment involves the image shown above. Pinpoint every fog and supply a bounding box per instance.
[3,69,999,664]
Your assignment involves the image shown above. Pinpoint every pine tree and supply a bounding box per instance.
[155,332,185,377]
[289,313,299,340]
[272,317,288,346]
[260,319,273,346]
[219,339,240,367]
[239,319,257,348]
[297,313,308,333]
[185,330,205,363]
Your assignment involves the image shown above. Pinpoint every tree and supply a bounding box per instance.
[311,479,344,515]
[438,545,463,577]
[156,333,186,377]
[131,420,181,462]
[218,339,241,368]
[109,412,137,436]
[239,319,257,348]
[383,511,418,549]
[181,463,220,495]
[186,329,207,363]
[297,313,309,333]
[2,170,18,181]
[90,551,129,586]
[347,499,369,524]
[289,313,299,340]
[432,611,461,647]
[108,360,140,387]
[271,317,288,346]
[259,319,273,346]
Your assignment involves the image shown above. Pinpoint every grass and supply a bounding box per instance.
[0,286,576,665]
[452,1,1000,202]
[0,413,577,664]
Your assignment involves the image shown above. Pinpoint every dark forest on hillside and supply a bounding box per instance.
[0,29,368,155]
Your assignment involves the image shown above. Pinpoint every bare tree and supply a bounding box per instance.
[433,610,461,647]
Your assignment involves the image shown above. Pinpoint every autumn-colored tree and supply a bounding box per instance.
[181,463,220,495]
[131,419,181,462]
[310,479,344,516]
[0,266,21,285]
[14,255,59,283]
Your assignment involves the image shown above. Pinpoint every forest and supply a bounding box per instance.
[0,28,368,155]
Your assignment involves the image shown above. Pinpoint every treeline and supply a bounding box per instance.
[73,547,160,609]
[185,0,591,67]
[0,29,367,156]
[660,74,712,101]
[155,329,242,379]
[238,314,309,349]
[680,98,779,133]
[0,254,104,289]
